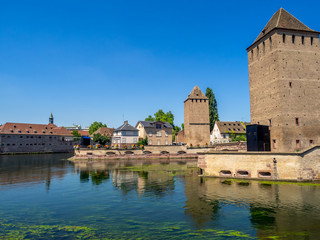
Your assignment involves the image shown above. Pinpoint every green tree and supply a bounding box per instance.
[93,133,110,145]
[89,121,107,135]
[172,126,181,142]
[145,115,155,121]
[205,87,219,132]
[181,123,184,130]
[72,130,81,141]
[137,136,148,146]
[145,110,174,126]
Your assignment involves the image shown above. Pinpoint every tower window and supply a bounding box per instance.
[310,140,314,144]
[311,37,314,45]
[289,82,292,88]
[295,118,299,126]
[263,42,265,53]
[257,46,259,57]
[292,35,295,44]
[302,36,304,45]
[296,140,301,148]
[269,37,272,50]
[268,119,272,126]
[251,50,253,61]
[283,34,286,43]
[272,139,277,149]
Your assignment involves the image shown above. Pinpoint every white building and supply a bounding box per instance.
[210,121,248,144]
[112,121,139,146]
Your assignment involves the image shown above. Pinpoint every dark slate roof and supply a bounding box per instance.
[215,121,250,134]
[250,8,319,48]
[115,122,138,132]
[185,86,208,102]
[136,121,173,129]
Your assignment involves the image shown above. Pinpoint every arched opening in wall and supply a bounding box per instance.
[125,151,134,155]
[160,151,169,154]
[143,151,152,154]
[258,171,272,178]
[302,36,305,45]
[106,152,116,155]
[283,34,286,43]
[292,35,295,44]
[219,170,232,177]
[87,152,93,156]
[177,151,186,154]
[237,170,249,177]
[199,168,204,175]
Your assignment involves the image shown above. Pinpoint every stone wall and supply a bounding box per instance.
[0,134,76,154]
[212,141,247,151]
[199,146,320,181]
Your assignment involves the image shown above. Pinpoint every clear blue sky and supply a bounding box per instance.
[0,0,319,128]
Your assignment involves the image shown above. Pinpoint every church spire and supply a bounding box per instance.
[49,113,54,124]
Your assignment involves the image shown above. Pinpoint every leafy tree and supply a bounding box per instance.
[137,136,148,146]
[181,123,184,130]
[205,87,219,132]
[72,130,81,138]
[89,121,107,135]
[172,126,181,142]
[93,133,110,145]
[145,109,174,126]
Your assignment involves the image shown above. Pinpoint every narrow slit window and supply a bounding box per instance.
[269,37,272,50]
[292,35,295,44]
[263,42,265,53]
[289,82,292,88]
[257,46,259,57]
[295,118,299,126]
[302,36,304,45]
[283,34,286,43]
[251,50,253,61]
[311,37,314,45]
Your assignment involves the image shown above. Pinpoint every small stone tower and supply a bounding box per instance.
[49,113,54,124]
[247,8,320,152]
[184,86,210,146]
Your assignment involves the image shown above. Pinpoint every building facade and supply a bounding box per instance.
[0,122,75,154]
[247,8,320,152]
[136,121,173,145]
[210,121,248,144]
[184,86,210,146]
[112,121,139,147]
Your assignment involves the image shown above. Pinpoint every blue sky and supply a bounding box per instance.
[0,0,319,128]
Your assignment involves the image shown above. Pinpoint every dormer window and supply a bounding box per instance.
[29,126,32,129]
[14,125,16,128]
[50,131,53,134]
[43,131,46,133]
[26,130,29,133]
[34,131,37,133]
[10,130,13,133]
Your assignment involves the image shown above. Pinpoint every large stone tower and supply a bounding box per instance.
[184,86,210,146]
[247,8,320,152]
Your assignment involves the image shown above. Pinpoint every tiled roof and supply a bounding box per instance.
[0,122,72,136]
[185,86,208,102]
[252,8,318,46]
[77,130,90,136]
[115,122,138,132]
[136,121,173,129]
[215,121,250,134]
[91,127,114,137]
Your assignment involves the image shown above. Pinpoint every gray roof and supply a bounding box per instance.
[215,121,250,134]
[136,121,173,129]
[115,122,138,132]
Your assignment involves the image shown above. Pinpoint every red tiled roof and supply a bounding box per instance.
[91,127,114,137]
[0,122,72,136]
[77,130,90,136]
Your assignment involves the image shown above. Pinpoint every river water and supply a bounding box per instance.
[0,154,320,239]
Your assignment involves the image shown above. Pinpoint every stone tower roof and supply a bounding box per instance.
[250,8,319,47]
[184,86,208,102]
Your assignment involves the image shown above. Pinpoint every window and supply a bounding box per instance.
[310,140,313,144]
[289,82,292,88]
[295,118,299,126]
[272,139,276,149]
[157,140,161,145]
[156,124,162,129]
[269,37,272,49]
[292,35,295,44]
[165,140,168,145]
[256,46,259,57]
[283,34,286,43]
[302,36,304,45]
[165,131,168,137]
[133,138,137,143]
[311,37,314,45]
[149,131,152,137]
[296,140,301,148]
[263,42,265,53]
[251,50,253,61]
[122,138,126,143]
[156,131,162,137]
[149,140,152,145]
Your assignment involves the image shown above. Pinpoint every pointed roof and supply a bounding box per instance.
[185,86,208,102]
[250,8,319,47]
[50,113,53,118]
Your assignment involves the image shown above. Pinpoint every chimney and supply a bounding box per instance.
[124,120,128,124]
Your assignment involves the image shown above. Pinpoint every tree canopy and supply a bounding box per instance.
[145,109,174,126]
[71,130,81,138]
[205,87,219,132]
[89,121,107,135]
[93,133,110,145]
